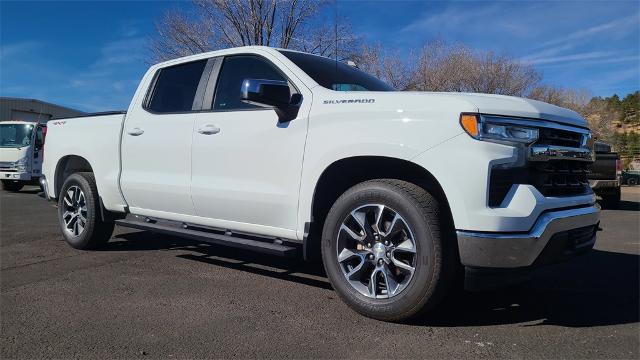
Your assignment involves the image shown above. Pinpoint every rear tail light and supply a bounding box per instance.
[616,159,622,176]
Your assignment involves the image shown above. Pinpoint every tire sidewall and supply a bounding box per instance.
[321,182,440,320]
[58,174,99,249]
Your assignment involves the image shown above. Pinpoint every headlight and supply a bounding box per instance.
[460,114,539,144]
[15,157,28,172]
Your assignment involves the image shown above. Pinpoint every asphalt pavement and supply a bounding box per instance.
[1,186,639,359]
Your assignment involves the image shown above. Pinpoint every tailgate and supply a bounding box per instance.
[589,152,618,180]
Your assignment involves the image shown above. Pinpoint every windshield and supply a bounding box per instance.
[0,124,34,148]
[278,50,394,92]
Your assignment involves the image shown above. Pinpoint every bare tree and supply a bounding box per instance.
[527,85,591,112]
[528,85,618,141]
[151,10,214,60]
[150,0,357,62]
[293,19,359,60]
[351,43,415,90]
[582,98,617,142]
[410,41,541,95]
[353,40,541,95]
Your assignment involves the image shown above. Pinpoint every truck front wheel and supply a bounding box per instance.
[2,180,24,192]
[58,172,114,249]
[321,179,454,322]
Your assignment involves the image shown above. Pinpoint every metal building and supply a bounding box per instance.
[0,97,84,123]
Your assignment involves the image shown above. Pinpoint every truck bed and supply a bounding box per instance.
[43,112,128,212]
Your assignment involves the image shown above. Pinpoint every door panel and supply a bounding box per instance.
[120,59,209,215]
[191,109,307,230]
[191,54,310,232]
[120,113,197,215]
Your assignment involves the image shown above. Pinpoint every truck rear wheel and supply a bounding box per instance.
[321,179,454,322]
[2,180,24,192]
[58,172,114,249]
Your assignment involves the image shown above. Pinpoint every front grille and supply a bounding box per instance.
[538,127,583,147]
[488,161,591,206]
[530,160,591,196]
[488,126,592,207]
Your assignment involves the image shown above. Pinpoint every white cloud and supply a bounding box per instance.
[399,4,503,33]
[0,41,40,61]
[0,34,147,112]
[520,12,640,68]
[523,51,614,65]
[93,37,147,67]
[539,13,640,48]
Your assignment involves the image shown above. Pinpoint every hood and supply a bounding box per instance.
[422,92,588,128]
[0,147,29,162]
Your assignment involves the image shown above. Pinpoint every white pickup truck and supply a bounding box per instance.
[41,46,599,321]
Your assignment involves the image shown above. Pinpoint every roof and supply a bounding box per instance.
[0,97,85,114]
[0,120,41,125]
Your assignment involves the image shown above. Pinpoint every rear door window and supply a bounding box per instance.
[147,60,208,113]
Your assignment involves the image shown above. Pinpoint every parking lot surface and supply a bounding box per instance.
[1,186,639,359]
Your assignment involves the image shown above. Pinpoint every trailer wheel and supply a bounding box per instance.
[58,172,114,249]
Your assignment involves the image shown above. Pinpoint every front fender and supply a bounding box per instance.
[295,99,470,238]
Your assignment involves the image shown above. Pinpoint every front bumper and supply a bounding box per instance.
[1,171,31,181]
[589,179,619,189]
[457,204,599,268]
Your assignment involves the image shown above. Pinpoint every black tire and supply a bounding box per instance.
[58,172,114,249]
[628,178,638,186]
[2,180,24,192]
[601,188,621,210]
[321,179,455,322]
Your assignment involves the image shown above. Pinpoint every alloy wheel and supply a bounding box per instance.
[336,204,417,299]
[62,186,88,237]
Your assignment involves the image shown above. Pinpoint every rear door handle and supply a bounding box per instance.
[197,124,220,135]
[127,127,144,136]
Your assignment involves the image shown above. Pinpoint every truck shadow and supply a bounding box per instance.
[420,249,639,328]
[106,231,638,328]
[616,200,640,211]
[106,231,331,289]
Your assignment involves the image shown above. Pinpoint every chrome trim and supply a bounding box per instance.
[529,145,595,162]
[39,175,51,201]
[589,179,620,189]
[457,205,600,268]
[480,115,591,135]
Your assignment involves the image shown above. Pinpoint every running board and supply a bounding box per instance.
[115,218,299,257]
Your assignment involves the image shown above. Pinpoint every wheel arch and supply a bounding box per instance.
[304,156,455,261]
[53,155,94,199]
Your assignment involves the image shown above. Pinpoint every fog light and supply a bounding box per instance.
[13,174,20,178]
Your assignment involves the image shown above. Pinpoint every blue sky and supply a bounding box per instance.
[1,0,638,112]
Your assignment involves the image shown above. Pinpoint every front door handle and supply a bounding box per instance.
[127,127,144,136]
[197,124,221,135]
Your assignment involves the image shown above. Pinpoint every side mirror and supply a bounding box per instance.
[241,79,302,122]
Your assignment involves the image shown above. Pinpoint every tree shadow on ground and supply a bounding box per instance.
[107,231,638,328]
